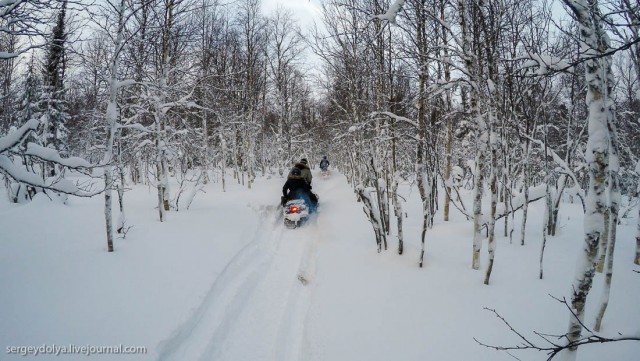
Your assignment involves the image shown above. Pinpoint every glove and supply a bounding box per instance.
[281,196,287,207]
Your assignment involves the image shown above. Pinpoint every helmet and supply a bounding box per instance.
[300,158,308,165]
[323,155,327,159]
[291,167,302,176]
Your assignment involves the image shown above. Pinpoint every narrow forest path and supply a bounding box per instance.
[154,169,345,361]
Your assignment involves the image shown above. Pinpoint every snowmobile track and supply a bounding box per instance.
[156,204,319,361]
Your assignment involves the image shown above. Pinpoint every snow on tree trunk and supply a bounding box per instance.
[458,0,487,270]
[484,132,498,285]
[560,0,613,354]
[153,0,175,221]
[594,187,617,332]
[551,174,567,236]
[595,62,622,329]
[356,185,385,253]
[102,0,127,252]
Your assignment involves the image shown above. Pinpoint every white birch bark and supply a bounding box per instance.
[472,117,487,270]
[357,185,385,253]
[594,56,622,330]
[154,0,174,221]
[560,0,612,355]
[457,0,486,270]
[102,0,127,252]
[484,130,498,284]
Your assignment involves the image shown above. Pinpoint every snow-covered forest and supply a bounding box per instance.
[1,0,639,360]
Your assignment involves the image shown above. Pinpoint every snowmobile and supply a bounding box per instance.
[321,168,330,178]
[283,198,310,229]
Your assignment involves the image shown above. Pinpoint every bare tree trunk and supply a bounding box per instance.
[442,0,453,223]
[418,167,430,267]
[444,115,453,222]
[484,139,498,284]
[520,117,532,246]
[521,161,529,246]
[633,202,640,266]
[472,151,484,270]
[551,174,567,236]
[392,173,403,255]
[415,0,429,268]
[377,178,389,249]
[202,108,209,184]
[220,134,227,192]
[116,136,126,234]
[540,185,551,279]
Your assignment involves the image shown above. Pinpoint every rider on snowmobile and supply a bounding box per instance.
[294,158,312,185]
[320,156,329,171]
[282,167,318,211]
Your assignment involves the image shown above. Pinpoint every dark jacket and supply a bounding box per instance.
[320,158,329,169]
[283,176,312,199]
[294,162,312,185]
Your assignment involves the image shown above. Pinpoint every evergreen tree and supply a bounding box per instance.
[39,0,70,174]
[15,57,42,126]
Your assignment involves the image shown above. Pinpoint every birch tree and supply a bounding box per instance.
[559,0,618,354]
[98,0,131,252]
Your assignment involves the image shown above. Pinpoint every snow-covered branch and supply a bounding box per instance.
[0,119,39,152]
[482,185,547,225]
[371,0,404,25]
[0,155,98,196]
[370,111,418,128]
[25,143,92,169]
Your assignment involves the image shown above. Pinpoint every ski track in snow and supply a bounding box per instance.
[155,176,331,361]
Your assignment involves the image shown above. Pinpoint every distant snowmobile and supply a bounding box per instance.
[319,156,330,179]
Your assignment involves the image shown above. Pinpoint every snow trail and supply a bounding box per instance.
[155,171,339,361]
[155,214,284,361]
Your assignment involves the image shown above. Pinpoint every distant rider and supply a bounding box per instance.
[320,156,329,171]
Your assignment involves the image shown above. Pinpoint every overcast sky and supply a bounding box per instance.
[261,0,323,29]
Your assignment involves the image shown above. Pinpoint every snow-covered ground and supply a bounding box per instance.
[1,170,639,361]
